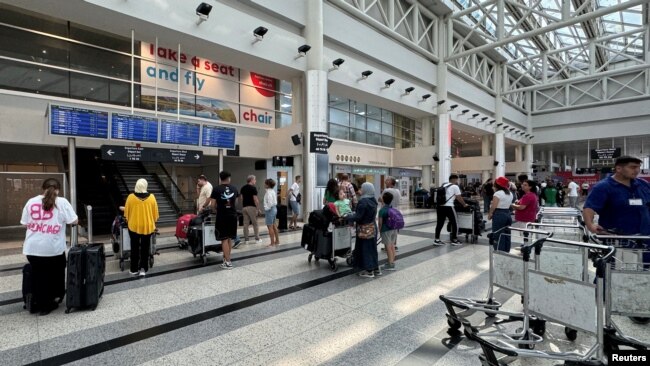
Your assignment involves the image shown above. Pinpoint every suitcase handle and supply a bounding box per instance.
[86,205,93,244]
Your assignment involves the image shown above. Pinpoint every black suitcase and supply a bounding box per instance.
[22,263,36,313]
[314,230,332,258]
[301,224,317,251]
[278,205,288,231]
[308,210,328,231]
[65,243,105,313]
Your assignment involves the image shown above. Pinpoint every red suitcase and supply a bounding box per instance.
[176,214,197,248]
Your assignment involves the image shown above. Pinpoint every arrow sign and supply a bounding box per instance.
[101,145,203,164]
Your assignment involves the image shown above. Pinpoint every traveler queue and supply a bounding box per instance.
[20,155,649,314]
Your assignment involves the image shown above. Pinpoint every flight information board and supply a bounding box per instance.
[111,113,159,143]
[161,120,200,146]
[201,125,236,149]
[50,105,109,139]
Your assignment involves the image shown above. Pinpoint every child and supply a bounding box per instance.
[378,191,398,271]
[334,188,352,217]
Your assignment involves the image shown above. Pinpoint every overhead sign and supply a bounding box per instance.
[111,113,159,143]
[310,132,332,154]
[160,119,200,146]
[202,125,236,149]
[590,148,621,160]
[50,105,108,139]
[101,145,202,164]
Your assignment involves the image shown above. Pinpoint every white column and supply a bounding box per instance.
[481,135,491,182]
[525,91,533,177]
[218,149,224,172]
[574,157,578,172]
[563,154,568,171]
[68,137,78,245]
[303,0,327,217]
[494,63,505,177]
[421,117,433,187]
[436,16,451,185]
[548,150,554,172]
[515,145,523,162]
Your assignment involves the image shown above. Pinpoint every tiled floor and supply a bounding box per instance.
[1,207,648,365]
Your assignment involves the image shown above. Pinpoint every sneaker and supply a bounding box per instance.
[221,261,233,270]
[233,240,242,249]
[129,271,139,276]
[357,270,374,278]
[433,239,444,246]
[139,269,146,277]
[450,239,462,246]
[382,263,396,271]
[373,269,383,277]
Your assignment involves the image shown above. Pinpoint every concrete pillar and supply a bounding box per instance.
[481,135,491,182]
[421,117,433,187]
[548,150,554,172]
[563,154,568,171]
[291,77,303,126]
[302,0,328,217]
[515,145,523,162]
[218,149,223,173]
[435,16,451,185]
[525,91,533,177]
[494,63,505,177]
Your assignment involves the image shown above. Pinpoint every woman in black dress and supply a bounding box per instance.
[346,182,379,278]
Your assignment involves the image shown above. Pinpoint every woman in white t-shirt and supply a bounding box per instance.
[20,178,78,315]
[488,177,513,252]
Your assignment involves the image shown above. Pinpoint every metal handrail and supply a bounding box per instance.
[157,162,187,200]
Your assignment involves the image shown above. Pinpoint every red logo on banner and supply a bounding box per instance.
[250,72,276,97]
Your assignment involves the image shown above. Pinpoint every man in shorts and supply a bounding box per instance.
[380,176,402,251]
[288,175,301,230]
[209,171,239,269]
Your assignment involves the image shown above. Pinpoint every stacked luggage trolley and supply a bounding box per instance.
[301,208,354,272]
[455,199,485,243]
[440,227,621,365]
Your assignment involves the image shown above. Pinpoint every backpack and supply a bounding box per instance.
[435,183,453,207]
[386,207,404,230]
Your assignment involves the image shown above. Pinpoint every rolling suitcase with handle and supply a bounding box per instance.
[65,205,105,313]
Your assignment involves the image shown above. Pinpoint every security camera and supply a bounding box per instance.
[489,120,496,124]
[471,113,479,118]
[253,26,268,39]
[404,87,415,94]
[448,104,458,111]
[460,109,469,114]
[328,58,345,72]
[296,44,311,58]
[436,100,445,105]
[360,70,373,80]
[196,2,212,24]
[384,79,395,88]
[481,117,488,121]
[421,94,432,101]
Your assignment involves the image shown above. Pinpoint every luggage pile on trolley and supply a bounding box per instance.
[186,209,222,265]
[301,205,353,272]
[455,199,485,243]
[111,215,158,272]
[439,221,650,365]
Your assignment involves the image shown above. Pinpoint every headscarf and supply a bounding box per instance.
[135,178,148,193]
[360,182,375,199]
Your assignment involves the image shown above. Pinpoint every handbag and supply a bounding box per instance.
[296,193,302,204]
[357,222,375,239]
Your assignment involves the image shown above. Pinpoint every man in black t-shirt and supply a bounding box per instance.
[209,171,239,270]
[239,175,261,245]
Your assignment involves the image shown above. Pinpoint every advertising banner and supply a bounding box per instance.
[139,43,278,129]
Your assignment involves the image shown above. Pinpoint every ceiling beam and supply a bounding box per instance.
[445,0,647,62]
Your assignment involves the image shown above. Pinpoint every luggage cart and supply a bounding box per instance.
[112,222,158,272]
[594,234,650,354]
[188,215,223,266]
[536,207,583,226]
[308,224,354,272]
[465,239,615,365]
[440,227,552,342]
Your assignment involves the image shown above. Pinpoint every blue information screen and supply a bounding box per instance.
[50,105,109,139]
[201,125,236,149]
[161,120,200,146]
[111,113,159,143]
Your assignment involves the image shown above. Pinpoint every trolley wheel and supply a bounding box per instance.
[485,298,498,317]
[462,323,478,338]
[202,256,208,266]
[65,308,71,314]
[329,258,338,271]
[447,316,461,330]
[193,253,197,258]
[149,256,154,269]
[308,254,313,263]
[119,261,125,272]
[471,235,478,243]
[314,257,320,263]
[630,317,650,324]
[517,331,535,350]
[346,256,353,266]
[565,327,578,341]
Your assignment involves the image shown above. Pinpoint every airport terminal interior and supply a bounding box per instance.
[0,0,649,365]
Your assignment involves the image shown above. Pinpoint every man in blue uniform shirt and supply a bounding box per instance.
[583,156,650,237]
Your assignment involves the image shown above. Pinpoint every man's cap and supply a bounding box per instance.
[615,155,642,166]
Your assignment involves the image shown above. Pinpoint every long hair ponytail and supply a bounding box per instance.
[42,178,60,212]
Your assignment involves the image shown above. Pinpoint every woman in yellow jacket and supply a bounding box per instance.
[124,179,159,276]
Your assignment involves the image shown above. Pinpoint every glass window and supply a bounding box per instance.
[328,95,349,110]
[0,4,68,36]
[367,118,381,133]
[69,23,132,53]
[381,109,393,123]
[0,58,69,98]
[367,132,381,145]
[350,101,366,115]
[350,128,366,144]
[329,123,349,140]
[367,105,381,120]
[0,26,70,69]
[276,112,292,128]
[352,114,366,130]
[381,135,395,148]
[329,108,349,126]
[69,42,131,80]
[382,122,393,136]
